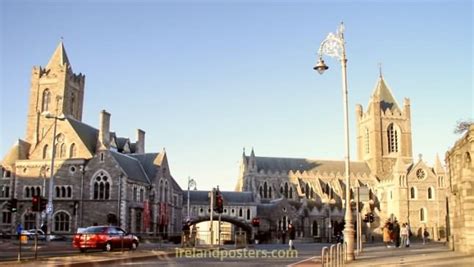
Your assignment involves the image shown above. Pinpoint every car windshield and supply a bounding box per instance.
[82,227,106,234]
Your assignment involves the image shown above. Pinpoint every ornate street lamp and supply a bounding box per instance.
[44,96,65,241]
[314,22,355,261]
[187,177,196,220]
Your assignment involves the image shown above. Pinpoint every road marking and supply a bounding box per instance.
[287,255,318,267]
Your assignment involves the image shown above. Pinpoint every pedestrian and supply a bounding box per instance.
[383,222,392,248]
[400,223,408,248]
[182,221,191,247]
[423,227,429,245]
[393,220,401,247]
[405,223,411,247]
[288,223,296,250]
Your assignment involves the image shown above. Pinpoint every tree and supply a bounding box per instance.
[454,119,473,134]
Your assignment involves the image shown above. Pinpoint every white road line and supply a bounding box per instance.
[287,255,318,267]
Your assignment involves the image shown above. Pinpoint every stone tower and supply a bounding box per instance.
[25,42,85,150]
[355,74,413,177]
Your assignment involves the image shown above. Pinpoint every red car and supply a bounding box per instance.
[73,226,139,252]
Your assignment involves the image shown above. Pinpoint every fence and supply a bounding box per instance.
[321,242,347,267]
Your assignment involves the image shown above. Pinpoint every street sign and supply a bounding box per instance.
[46,203,53,214]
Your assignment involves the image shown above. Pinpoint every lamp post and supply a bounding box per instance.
[314,22,355,261]
[44,96,65,241]
[187,177,196,220]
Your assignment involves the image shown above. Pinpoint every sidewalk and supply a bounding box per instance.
[347,242,474,267]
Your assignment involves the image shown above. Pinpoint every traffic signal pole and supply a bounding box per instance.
[210,188,214,248]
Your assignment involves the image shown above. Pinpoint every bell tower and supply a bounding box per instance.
[355,73,413,177]
[25,42,86,147]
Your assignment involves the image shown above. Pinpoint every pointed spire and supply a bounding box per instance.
[370,73,400,111]
[46,41,71,69]
[434,154,445,174]
[250,147,255,158]
[378,62,383,78]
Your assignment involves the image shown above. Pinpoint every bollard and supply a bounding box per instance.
[330,244,336,267]
[321,247,329,267]
[336,243,341,267]
[17,234,22,262]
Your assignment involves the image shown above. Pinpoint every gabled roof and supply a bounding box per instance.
[130,153,159,180]
[250,156,371,175]
[1,139,30,167]
[370,77,400,111]
[66,117,98,154]
[46,41,71,69]
[110,150,150,184]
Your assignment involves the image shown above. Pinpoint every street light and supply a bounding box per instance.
[44,96,65,241]
[187,177,196,220]
[314,22,355,261]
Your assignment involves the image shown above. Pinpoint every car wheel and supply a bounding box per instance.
[80,248,87,253]
[104,242,112,252]
[131,242,138,250]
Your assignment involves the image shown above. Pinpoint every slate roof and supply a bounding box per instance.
[371,77,400,111]
[66,117,98,154]
[250,156,371,175]
[110,150,150,184]
[130,153,159,179]
[183,190,254,204]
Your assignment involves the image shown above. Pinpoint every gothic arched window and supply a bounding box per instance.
[69,143,76,158]
[269,186,272,198]
[284,183,289,198]
[43,145,49,159]
[428,187,434,200]
[410,187,416,199]
[42,89,51,112]
[93,171,110,200]
[387,123,399,153]
[263,181,268,198]
[54,211,70,232]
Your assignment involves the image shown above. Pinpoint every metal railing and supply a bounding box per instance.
[321,242,347,267]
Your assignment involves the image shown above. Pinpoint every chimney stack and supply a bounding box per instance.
[97,110,111,151]
[136,129,145,154]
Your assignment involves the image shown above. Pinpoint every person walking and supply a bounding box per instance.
[288,223,296,250]
[405,223,411,247]
[423,227,429,245]
[400,223,408,248]
[383,222,392,248]
[393,220,401,247]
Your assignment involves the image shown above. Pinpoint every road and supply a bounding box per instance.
[90,243,326,267]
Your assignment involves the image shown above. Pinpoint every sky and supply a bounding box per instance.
[0,0,472,192]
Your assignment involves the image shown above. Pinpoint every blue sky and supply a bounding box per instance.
[1,0,472,191]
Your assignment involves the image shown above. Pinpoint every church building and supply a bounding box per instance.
[236,74,448,242]
[0,42,183,236]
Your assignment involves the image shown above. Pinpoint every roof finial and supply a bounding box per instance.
[378,62,383,78]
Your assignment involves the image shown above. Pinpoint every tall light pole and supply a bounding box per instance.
[314,22,355,261]
[44,96,65,241]
[187,177,196,220]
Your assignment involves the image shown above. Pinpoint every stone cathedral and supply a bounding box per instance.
[0,42,183,236]
[236,74,448,241]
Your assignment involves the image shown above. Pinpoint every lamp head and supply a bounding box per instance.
[313,57,329,74]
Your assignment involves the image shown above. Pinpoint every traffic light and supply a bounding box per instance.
[216,195,223,214]
[32,195,40,212]
[40,197,47,212]
[251,217,260,227]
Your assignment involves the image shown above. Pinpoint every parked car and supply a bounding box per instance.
[22,229,46,241]
[72,226,139,252]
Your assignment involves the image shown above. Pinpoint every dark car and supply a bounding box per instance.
[72,226,139,252]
